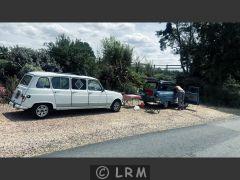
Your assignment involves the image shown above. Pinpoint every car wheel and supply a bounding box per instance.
[32,104,50,119]
[143,101,149,106]
[163,101,169,108]
[110,100,121,112]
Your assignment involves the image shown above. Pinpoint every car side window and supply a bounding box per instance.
[36,77,50,88]
[51,77,69,89]
[88,80,102,91]
[72,78,86,90]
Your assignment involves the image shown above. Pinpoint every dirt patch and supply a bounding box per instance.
[0,103,239,157]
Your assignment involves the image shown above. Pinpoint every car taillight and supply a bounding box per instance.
[21,94,26,102]
[21,94,31,102]
[15,90,21,98]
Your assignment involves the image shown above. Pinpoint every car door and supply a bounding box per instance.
[51,77,71,108]
[71,78,88,107]
[185,86,200,105]
[88,79,107,107]
[11,74,33,106]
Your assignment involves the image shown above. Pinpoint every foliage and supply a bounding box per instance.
[0,46,61,80]
[36,49,62,72]
[157,22,240,107]
[0,84,6,103]
[99,37,134,91]
[143,63,155,77]
[125,83,139,94]
[7,46,37,69]
[46,34,96,76]
[156,22,197,73]
[19,63,43,77]
[0,59,18,83]
[0,46,8,59]
[155,70,180,82]
[4,75,19,102]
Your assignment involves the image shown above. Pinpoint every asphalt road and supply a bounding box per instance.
[43,116,240,157]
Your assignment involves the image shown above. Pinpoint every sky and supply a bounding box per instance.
[0,23,180,65]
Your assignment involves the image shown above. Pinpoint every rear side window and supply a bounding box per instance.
[51,77,69,89]
[19,75,32,86]
[36,77,50,88]
[72,78,86,90]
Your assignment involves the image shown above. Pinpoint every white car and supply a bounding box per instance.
[9,71,123,118]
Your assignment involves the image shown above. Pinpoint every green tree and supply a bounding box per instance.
[99,37,134,91]
[0,46,8,59]
[19,63,42,77]
[36,49,62,72]
[46,34,96,76]
[157,22,240,107]
[156,22,197,73]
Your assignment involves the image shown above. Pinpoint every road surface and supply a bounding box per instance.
[43,117,240,157]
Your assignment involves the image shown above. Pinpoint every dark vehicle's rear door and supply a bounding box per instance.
[185,86,200,105]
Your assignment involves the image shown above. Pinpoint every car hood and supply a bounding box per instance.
[105,90,122,97]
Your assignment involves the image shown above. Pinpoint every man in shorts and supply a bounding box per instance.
[174,85,185,110]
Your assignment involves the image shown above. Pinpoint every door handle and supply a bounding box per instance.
[88,92,93,94]
[72,92,78,94]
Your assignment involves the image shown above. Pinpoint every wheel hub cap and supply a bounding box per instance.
[36,105,48,117]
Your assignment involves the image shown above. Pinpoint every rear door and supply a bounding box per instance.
[71,78,88,107]
[185,86,200,105]
[11,74,33,105]
[157,83,175,103]
[51,77,71,108]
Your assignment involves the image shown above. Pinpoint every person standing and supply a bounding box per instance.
[174,85,185,110]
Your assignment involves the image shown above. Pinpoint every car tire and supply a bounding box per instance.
[143,101,149,106]
[163,101,169,108]
[32,104,50,119]
[110,100,121,112]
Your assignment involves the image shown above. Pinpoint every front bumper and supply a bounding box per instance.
[9,101,28,110]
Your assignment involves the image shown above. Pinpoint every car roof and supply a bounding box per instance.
[145,77,175,84]
[27,71,97,80]
[159,80,175,84]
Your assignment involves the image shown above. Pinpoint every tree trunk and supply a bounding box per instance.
[176,23,186,73]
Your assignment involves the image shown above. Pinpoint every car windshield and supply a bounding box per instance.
[19,75,33,86]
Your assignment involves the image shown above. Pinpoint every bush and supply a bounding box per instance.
[19,63,42,78]
[200,76,240,107]
[155,70,181,82]
[0,84,6,103]
[2,75,19,102]
[121,82,139,94]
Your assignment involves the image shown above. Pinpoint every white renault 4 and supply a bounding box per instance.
[9,72,123,118]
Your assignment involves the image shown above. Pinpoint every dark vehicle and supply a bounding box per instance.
[140,77,199,108]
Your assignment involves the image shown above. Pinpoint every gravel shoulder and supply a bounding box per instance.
[0,103,239,157]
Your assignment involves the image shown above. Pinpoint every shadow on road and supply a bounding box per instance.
[3,108,114,122]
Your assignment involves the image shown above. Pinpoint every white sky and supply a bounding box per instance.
[0,23,180,65]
